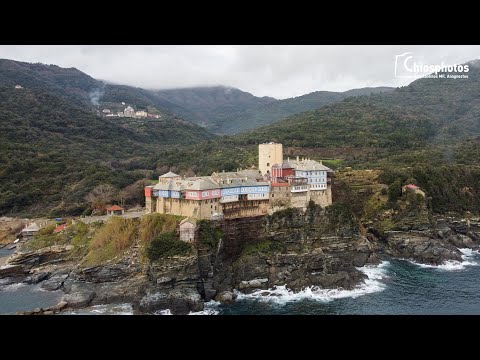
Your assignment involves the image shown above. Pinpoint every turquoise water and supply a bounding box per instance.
[213,249,480,315]
[0,283,63,315]
[1,248,480,315]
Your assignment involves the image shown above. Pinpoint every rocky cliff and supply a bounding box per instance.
[2,207,480,315]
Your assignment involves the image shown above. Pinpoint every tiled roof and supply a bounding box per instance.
[53,224,67,233]
[159,171,180,178]
[107,205,124,211]
[285,159,333,172]
[180,217,197,226]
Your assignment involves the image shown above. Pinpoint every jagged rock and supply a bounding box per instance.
[6,245,72,269]
[215,291,234,303]
[137,287,204,315]
[32,308,42,314]
[80,265,129,283]
[156,277,173,285]
[53,300,68,311]
[386,233,463,265]
[63,287,95,308]
[169,288,203,314]
[0,264,27,279]
[138,291,169,313]
[352,253,369,267]
[41,274,69,291]
[446,234,475,249]
[43,310,54,315]
[90,277,147,305]
[0,277,17,286]
[24,272,50,285]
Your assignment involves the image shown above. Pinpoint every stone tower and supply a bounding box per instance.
[258,142,283,176]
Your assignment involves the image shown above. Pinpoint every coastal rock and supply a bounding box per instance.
[53,300,68,311]
[446,234,475,249]
[63,285,95,308]
[385,232,463,265]
[138,291,169,313]
[169,288,203,314]
[6,245,72,269]
[0,276,17,286]
[79,265,130,283]
[353,252,369,267]
[90,276,147,305]
[41,274,69,291]
[156,276,173,285]
[24,271,50,284]
[215,291,234,303]
[0,264,27,279]
[137,287,204,315]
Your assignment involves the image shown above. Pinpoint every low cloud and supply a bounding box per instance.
[1,45,480,99]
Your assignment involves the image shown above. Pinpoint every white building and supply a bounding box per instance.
[179,217,197,243]
[14,85,23,89]
[285,157,331,191]
[21,223,40,239]
[135,110,148,118]
[102,109,111,114]
[124,106,135,118]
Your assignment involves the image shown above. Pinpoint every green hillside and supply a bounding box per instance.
[0,85,214,216]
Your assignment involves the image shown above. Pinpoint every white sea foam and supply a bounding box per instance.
[189,300,220,315]
[0,282,27,292]
[234,261,390,304]
[64,303,133,315]
[406,248,480,271]
[155,309,172,315]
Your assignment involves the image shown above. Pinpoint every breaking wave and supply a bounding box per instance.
[0,282,27,292]
[189,301,220,315]
[63,303,133,315]
[155,309,172,315]
[234,261,390,304]
[406,248,480,271]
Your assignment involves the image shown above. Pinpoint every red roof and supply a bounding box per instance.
[53,224,67,233]
[107,205,124,211]
[404,184,419,189]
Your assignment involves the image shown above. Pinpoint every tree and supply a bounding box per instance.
[119,179,149,207]
[85,184,118,211]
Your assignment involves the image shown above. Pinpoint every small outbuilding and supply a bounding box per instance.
[402,184,426,198]
[179,217,197,243]
[106,205,125,216]
[53,224,67,234]
[21,223,40,239]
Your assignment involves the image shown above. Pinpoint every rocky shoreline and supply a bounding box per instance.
[1,211,479,315]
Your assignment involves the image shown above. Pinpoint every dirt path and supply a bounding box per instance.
[78,211,146,224]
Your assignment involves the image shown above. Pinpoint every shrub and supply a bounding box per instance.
[197,220,223,249]
[83,217,138,265]
[146,232,191,261]
[139,213,180,245]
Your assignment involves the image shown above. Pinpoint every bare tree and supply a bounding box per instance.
[184,168,196,177]
[119,179,149,207]
[85,184,119,211]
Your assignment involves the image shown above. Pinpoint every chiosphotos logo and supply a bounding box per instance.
[394,52,469,79]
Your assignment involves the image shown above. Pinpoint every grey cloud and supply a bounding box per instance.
[1,45,480,99]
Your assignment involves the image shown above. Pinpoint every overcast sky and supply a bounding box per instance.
[1,45,479,99]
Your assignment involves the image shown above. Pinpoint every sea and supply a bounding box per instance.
[1,248,480,315]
